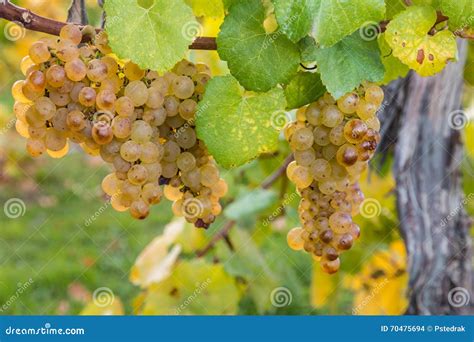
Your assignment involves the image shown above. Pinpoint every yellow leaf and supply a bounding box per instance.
[311,261,335,308]
[385,6,457,76]
[130,219,185,288]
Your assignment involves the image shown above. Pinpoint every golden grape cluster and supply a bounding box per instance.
[11,24,227,226]
[285,84,383,273]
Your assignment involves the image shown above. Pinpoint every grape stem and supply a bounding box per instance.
[0,1,218,49]
[196,154,295,257]
[0,1,471,49]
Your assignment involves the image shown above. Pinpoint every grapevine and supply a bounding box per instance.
[285,85,383,273]
[12,24,226,226]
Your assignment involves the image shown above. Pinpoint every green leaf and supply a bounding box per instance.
[438,0,474,31]
[284,71,326,109]
[104,0,197,72]
[272,0,318,43]
[141,260,240,315]
[216,0,300,92]
[302,33,385,99]
[185,0,224,17]
[378,34,409,84]
[311,0,386,47]
[385,6,457,76]
[384,0,407,19]
[224,189,278,220]
[196,75,287,168]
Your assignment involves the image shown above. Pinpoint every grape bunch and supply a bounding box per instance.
[285,84,383,273]
[11,24,227,226]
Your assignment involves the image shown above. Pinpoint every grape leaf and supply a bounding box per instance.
[438,0,474,31]
[385,6,457,76]
[185,0,224,17]
[216,0,300,92]
[301,34,385,99]
[272,0,317,43]
[311,0,386,47]
[378,34,409,84]
[284,71,326,109]
[384,0,407,19]
[140,260,240,315]
[196,75,287,168]
[104,0,197,72]
[224,189,278,220]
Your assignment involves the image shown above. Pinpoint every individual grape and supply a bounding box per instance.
[291,165,313,189]
[178,99,197,120]
[46,65,66,87]
[310,158,331,181]
[11,81,30,103]
[143,162,162,182]
[100,139,121,162]
[20,56,35,76]
[313,126,330,146]
[47,143,69,159]
[176,152,196,171]
[336,144,358,167]
[163,96,179,116]
[163,141,181,162]
[56,39,79,62]
[78,87,97,107]
[87,59,108,82]
[92,121,114,145]
[356,99,378,120]
[130,199,150,219]
[60,24,82,45]
[131,120,153,143]
[321,258,340,274]
[67,110,86,131]
[29,41,50,64]
[287,227,304,251]
[123,61,145,81]
[291,127,314,151]
[321,105,344,128]
[96,89,116,111]
[364,84,384,106]
[64,58,87,81]
[305,103,321,125]
[211,179,228,198]
[26,70,46,93]
[294,148,316,167]
[329,124,346,146]
[176,127,197,149]
[34,97,56,120]
[16,120,30,138]
[50,91,71,107]
[175,60,197,76]
[343,119,368,144]
[26,138,46,157]
[127,164,148,185]
[120,140,141,162]
[102,173,122,196]
[125,81,148,106]
[200,164,219,187]
[44,129,67,151]
[146,87,165,109]
[336,92,359,114]
[164,185,183,201]
[141,183,162,205]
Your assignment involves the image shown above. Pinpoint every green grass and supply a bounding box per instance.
[0,151,173,314]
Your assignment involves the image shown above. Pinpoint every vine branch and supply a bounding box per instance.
[1,1,471,51]
[196,154,294,257]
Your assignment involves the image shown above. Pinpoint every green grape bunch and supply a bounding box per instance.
[285,84,383,274]
[11,24,227,227]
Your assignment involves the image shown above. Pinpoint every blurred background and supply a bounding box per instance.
[0,0,472,315]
